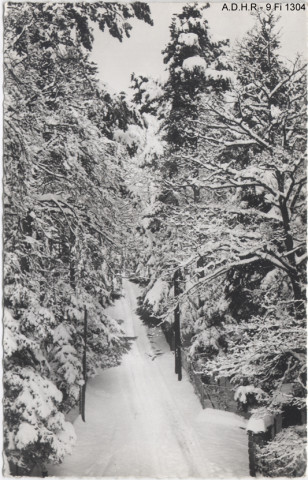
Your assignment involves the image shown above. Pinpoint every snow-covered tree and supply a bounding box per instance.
[132,11,306,442]
[175,12,307,415]
[126,5,233,343]
[132,4,232,328]
[4,2,152,474]
[162,3,231,148]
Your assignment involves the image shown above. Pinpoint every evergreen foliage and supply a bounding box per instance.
[3,2,151,474]
[162,3,231,147]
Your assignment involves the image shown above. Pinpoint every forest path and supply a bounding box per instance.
[48,279,249,478]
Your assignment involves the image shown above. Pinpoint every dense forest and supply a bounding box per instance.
[3,2,306,477]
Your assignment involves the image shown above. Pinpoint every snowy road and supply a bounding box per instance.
[48,280,249,478]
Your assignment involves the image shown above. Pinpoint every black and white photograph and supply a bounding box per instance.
[3,1,307,478]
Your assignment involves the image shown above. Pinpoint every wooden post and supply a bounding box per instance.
[247,430,269,477]
[248,431,257,477]
[69,229,76,290]
[197,256,205,309]
[81,306,87,422]
[174,268,182,381]
[41,464,48,477]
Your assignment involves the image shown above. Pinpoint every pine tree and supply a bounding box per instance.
[162,2,230,148]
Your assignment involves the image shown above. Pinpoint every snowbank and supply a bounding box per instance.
[247,411,275,433]
[197,408,247,429]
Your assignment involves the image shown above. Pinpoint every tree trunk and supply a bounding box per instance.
[174,268,182,381]
[277,172,304,315]
[197,256,205,309]
[20,211,33,273]
[81,306,87,422]
[69,229,76,290]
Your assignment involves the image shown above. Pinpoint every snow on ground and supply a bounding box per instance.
[48,280,249,478]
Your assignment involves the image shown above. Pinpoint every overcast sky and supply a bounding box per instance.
[90,2,307,95]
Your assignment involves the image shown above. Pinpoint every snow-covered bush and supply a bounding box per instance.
[256,426,307,477]
[4,367,76,474]
[144,278,170,315]
[235,386,269,407]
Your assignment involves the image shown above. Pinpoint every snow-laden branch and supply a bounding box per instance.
[268,62,307,99]
[201,101,273,151]
[37,194,121,247]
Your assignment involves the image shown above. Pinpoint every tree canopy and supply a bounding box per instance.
[4,2,152,474]
[130,9,306,477]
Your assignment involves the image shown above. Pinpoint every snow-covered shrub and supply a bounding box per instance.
[256,426,307,477]
[203,308,306,412]
[235,386,269,409]
[144,278,170,315]
[136,274,173,326]
[3,368,76,474]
